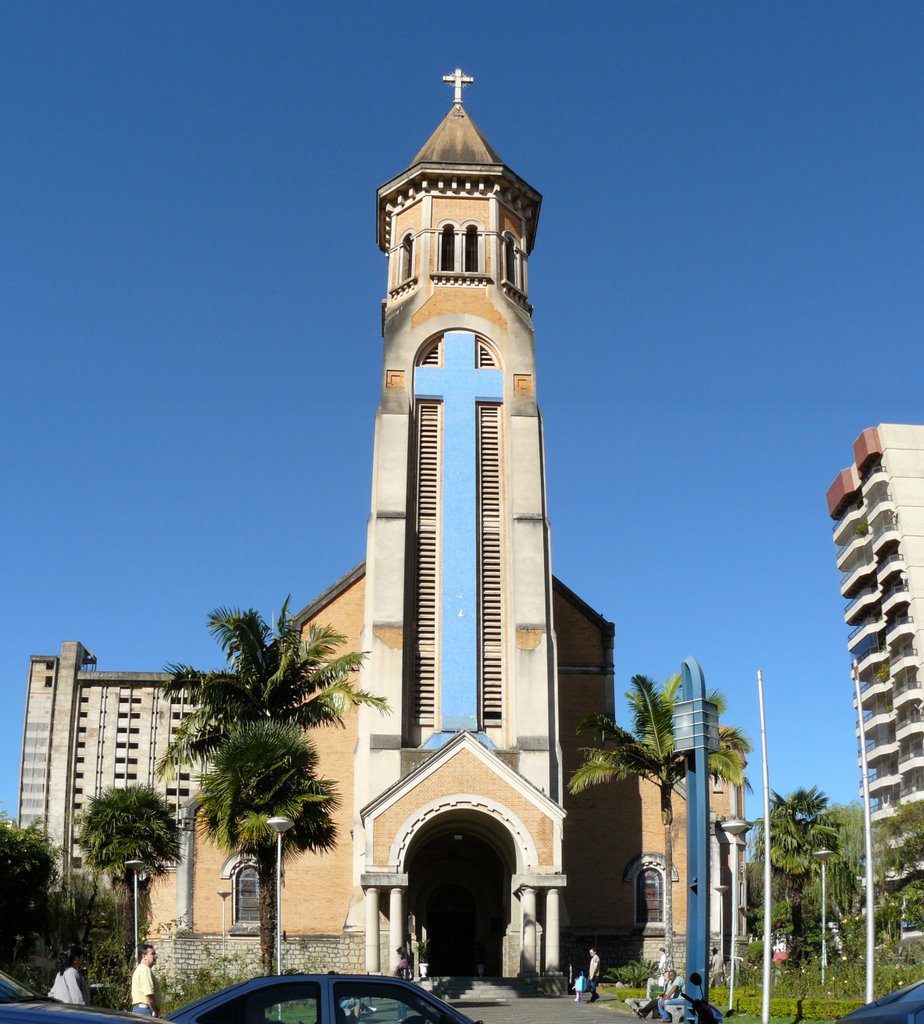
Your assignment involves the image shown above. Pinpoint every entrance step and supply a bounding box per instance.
[421,976,561,1001]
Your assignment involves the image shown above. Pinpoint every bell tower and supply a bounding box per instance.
[357,70,558,805]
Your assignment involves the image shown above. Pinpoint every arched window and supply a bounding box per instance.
[439,225,456,272]
[464,225,479,273]
[400,233,414,282]
[234,865,260,924]
[503,234,517,286]
[636,868,663,925]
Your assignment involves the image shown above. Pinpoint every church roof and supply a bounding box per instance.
[409,104,503,167]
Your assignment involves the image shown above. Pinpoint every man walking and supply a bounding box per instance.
[588,947,601,1003]
[131,943,161,1016]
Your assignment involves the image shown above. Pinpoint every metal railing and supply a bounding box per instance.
[845,586,878,615]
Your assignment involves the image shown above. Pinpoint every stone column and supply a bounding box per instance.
[520,886,537,976]
[389,887,405,973]
[544,887,560,973]
[364,886,380,974]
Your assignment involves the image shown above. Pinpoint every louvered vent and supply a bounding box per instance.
[419,338,442,366]
[413,402,441,723]
[478,403,504,724]
[477,339,499,368]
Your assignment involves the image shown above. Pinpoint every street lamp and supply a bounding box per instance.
[813,849,834,986]
[217,890,232,956]
[722,818,752,1015]
[714,884,729,968]
[126,860,144,962]
[267,816,295,974]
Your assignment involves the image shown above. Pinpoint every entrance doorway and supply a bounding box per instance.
[427,885,475,976]
[407,823,510,977]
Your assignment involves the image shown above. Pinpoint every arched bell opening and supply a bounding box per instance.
[406,810,516,977]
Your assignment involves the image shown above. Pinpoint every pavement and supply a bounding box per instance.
[448,991,640,1023]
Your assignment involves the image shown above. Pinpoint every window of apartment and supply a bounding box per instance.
[636,868,663,925]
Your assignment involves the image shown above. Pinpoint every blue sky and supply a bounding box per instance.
[3,2,923,820]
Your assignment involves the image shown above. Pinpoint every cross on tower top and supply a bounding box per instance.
[442,67,474,107]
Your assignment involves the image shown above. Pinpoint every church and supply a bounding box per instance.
[19,71,744,981]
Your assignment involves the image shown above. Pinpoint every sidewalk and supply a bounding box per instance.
[448,990,639,1023]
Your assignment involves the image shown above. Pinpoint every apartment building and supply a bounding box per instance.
[827,424,924,820]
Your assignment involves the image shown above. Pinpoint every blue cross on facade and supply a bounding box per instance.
[415,331,504,732]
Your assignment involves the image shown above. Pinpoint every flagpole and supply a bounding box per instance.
[852,661,875,1003]
[757,670,772,1024]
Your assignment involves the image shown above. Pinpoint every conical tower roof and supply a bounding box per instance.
[410,104,503,167]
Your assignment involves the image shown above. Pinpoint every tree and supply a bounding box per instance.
[875,800,924,885]
[158,599,386,776]
[75,786,181,951]
[751,786,839,961]
[569,673,751,966]
[196,719,338,975]
[0,815,57,967]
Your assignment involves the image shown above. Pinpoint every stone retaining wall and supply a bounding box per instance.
[153,933,366,976]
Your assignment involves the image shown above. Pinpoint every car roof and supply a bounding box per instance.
[0,1004,158,1024]
[167,974,447,1021]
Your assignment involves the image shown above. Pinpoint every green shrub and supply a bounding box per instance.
[605,958,658,987]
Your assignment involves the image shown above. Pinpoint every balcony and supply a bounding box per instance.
[837,530,872,569]
[878,552,907,586]
[882,582,910,616]
[864,706,894,730]
[848,616,884,648]
[861,463,888,492]
[844,587,879,623]
[855,640,888,671]
[833,502,864,544]
[895,681,924,710]
[841,557,878,596]
[896,714,924,741]
[892,646,920,676]
[888,616,916,646]
[899,743,924,769]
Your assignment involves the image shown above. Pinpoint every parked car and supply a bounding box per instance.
[838,979,924,1022]
[167,974,484,1024]
[0,968,143,1024]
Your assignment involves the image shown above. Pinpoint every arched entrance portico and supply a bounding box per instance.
[407,822,508,976]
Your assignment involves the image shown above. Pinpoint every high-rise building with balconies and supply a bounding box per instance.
[827,424,924,821]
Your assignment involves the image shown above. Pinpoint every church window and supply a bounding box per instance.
[636,868,663,925]
[400,233,414,282]
[464,226,479,273]
[439,225,456,272]
[234,865,260,924]
[503,234,517,287]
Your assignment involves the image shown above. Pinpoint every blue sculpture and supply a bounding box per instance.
[672,657,719,1017]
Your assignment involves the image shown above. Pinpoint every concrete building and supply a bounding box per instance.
[827,423,924,821]
[20,73,744,977]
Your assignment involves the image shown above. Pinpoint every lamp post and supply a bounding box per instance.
[813,849,834,986]
[126,859,144,962]
[722,818,751,1015]
[267,817,295,974]
[217,890,232,956]
[714,884,729,966]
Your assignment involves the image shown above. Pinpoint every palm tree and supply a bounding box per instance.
[196,719,338,975]
[158,598,387,777]
[76,786,181,951]
[569,673,751,967]
[751,786,838,961]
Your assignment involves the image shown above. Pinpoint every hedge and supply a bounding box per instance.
[605,986,868,1021]
[723,988,867,1020]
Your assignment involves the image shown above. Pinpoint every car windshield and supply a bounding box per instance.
[0,969,43,1003]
